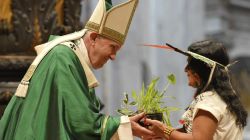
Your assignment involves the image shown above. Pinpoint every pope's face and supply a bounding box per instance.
[89,35,121,69]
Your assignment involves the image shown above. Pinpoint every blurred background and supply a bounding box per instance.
[0,0,250,139]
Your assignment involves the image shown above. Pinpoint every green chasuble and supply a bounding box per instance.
[0,36,120,140]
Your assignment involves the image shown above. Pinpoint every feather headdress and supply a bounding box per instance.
[143,43,226,68]
[143,42,233,92]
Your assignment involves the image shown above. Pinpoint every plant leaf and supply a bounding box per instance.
[123,99,128,104]
[125,93,129,102]
[117,109,126,115]
[129,101,137,105]
[117,109,135,116]
[167,74,176,84]
[131,90,137,100]
[165,106,180,112]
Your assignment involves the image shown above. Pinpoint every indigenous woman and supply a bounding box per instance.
[146,40,248,140]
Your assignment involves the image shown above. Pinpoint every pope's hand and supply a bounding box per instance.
[129,113,156,139]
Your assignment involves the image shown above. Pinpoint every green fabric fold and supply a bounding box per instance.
[105,0,113,11]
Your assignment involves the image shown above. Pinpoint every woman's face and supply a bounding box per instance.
[185,66,201,88]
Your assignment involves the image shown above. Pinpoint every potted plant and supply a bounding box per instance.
[117,74,179,126]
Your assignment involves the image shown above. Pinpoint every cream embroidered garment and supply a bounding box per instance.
[182,91,243,140]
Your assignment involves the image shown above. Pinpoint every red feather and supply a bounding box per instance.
[142,43,189,56]
[142,44,175,50]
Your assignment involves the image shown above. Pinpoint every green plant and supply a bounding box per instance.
[117,74,179,126]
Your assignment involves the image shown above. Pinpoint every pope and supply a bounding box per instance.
[0,0,155,139]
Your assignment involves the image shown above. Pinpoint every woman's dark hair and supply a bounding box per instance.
[186,40,248,128]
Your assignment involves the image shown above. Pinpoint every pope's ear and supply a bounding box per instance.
[89,32,99,42]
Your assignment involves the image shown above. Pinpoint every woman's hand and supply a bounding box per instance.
[145,119,168,139]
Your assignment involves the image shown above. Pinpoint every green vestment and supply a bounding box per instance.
[0,36,120,140]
